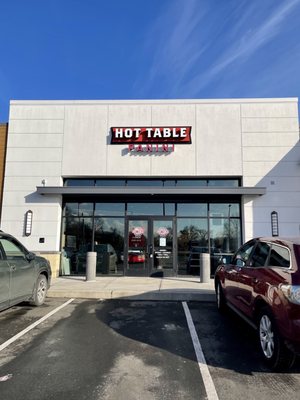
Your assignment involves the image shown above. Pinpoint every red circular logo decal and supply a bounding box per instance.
[157,227,169,237]
[132,227,144,237]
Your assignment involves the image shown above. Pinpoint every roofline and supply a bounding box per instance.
[10,98,298,106]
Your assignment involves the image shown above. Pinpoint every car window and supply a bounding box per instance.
[0,238,27,261]
[250,242,271,268]
[233,240,256,267]
[269,244,290,268]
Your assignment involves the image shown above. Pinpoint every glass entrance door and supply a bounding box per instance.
[153,220,174,277]
[125,218,175,276]
[126,219,149,276]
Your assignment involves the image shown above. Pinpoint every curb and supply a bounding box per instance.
[47,290,216,302]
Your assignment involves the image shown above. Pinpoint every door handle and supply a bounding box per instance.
[148,245,153,258]
[252,277,259,284]
[10,265,16,271]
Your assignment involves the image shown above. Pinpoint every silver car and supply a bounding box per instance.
[0,231,51,311]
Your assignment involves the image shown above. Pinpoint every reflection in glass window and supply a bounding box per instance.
[95,203,125,216]
[176,180,206,187]
[233,240,256,266]
[0,239,26,260]
[61,217,93,275]
[64,179,94,186]
[210,218,241,253]
[269,245,290,268]
[94,217,124,275]
[164,203,175,215]
[64,203,79,217]
[78,203,94,216]
[177,204,207,217]
[210,203,240,218]
[208,180,239,187]
[95,180,125,186]
[126,180,163,187]
[127,203,164,215]
[177,218,208,275]
[251,242,271,268]
[164,180,176,187]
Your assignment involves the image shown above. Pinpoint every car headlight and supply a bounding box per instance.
[280,284,300,305]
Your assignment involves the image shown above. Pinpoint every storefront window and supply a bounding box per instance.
[208,179,239,187]
[210,203,240,218]
[127,203,164,215]
[64,203,79,217]
[94,217,124,275]
[164,180,176,186]
[126,180,163,187]
[164,203,175,215]
[61,216,124,276]
[95,179,125,186]
[64,178,240,187]
[209,217,241,273]
[61,199,241,277]
[61,217,93,275]
[176,180,207,187]
[177,218,208,275]
[177,203,207,217]
[79,203,94,217]
[95,203,125,216]
[64,179,94,186]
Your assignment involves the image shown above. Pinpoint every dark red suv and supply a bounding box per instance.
[215,237,300,370]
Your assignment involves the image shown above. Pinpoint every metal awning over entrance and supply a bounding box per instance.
[36,186,266,196]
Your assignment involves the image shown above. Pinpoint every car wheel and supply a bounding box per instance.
[216,280,226,313]
[257,307,295,370]
[31,274,48,306]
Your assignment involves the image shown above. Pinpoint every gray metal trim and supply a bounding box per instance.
[36,186,266,196]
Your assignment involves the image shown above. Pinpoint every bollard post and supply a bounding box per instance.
[200,253,210,283]
[86,251,97,281]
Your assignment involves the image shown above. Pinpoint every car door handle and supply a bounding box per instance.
[10,265,16,271]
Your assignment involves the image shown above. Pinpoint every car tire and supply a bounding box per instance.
[216,280,226,313]
[31,274,48,306]
[257,307,295,371]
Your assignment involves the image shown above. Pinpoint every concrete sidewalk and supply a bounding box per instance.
[47,276,216,301]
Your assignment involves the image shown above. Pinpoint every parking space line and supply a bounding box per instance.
[182,301,219,400]
[0,299,74,352]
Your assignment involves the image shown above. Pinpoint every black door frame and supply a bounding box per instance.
[124,216,176,276]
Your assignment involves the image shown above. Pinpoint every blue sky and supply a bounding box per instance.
[0,0,300,121]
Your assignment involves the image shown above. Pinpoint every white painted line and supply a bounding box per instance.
[0,298,74,352]
[182,301,219,400]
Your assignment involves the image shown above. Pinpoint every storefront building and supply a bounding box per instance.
[1,98,299,277]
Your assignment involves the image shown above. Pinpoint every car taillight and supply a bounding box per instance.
[280,284,300,305]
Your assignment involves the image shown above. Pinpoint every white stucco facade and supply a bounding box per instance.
[1,98,299,275]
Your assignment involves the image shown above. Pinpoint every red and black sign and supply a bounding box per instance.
[110,126,192,144]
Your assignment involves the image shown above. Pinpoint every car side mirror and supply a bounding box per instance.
[26,252,36,261]
[236,258,245,267]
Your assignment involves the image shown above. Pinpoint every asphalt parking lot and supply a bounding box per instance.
[0,298,299,400]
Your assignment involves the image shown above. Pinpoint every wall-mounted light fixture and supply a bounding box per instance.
[25,210,33,236]
[271,211,279,237]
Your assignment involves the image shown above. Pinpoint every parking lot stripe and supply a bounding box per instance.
[182,301,219,400]
[0,299,74,352]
